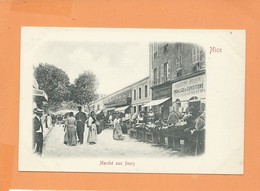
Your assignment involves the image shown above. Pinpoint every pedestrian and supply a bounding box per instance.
[87,111,97,145]
[113,115,124,140]
[57,115,62,125]
[137,111,145,124]
[64,112,77,146]
[167,107,179,127]
[96,110,105,134]
[33,108,44,156]
[75,106,87,144]
[46,113,52,129]
[109,113,113,126]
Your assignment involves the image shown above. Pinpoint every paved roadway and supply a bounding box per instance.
[42,124,183,158]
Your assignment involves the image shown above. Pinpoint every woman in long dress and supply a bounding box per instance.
[87,111,97,144]
[64,112,77,146]
[113,116,124,140]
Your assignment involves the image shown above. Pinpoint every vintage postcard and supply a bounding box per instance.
[19,27,245,174]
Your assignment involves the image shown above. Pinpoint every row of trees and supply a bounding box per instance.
[34,63,98,112]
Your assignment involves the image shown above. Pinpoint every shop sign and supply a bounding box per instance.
[152,86,172,100]
[172,74,206,101]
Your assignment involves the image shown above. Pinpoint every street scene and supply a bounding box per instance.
[32,40,206,158]
[43,123,182,158]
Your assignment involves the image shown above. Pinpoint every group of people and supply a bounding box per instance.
[63,106,97,146]
[63,106,126,147]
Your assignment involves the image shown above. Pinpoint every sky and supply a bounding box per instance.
[32,40,149,95]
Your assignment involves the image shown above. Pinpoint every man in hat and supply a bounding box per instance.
[75,106,87,144]
[33,108,44,156]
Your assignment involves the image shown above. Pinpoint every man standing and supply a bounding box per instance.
[75,106,87,144]
[33,108,44,156]
[167,107,179,127]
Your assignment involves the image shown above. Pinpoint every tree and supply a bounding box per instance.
[34,63,71,110]
[72,71,99,111]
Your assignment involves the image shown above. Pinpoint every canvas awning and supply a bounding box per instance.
[106,107,116,111]
[114,105,130,113]
[33,88,48,101]
[143,97,171,107]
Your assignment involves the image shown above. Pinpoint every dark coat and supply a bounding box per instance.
[33,116,43,133]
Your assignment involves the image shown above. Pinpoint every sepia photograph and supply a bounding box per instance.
[19,28,245,174]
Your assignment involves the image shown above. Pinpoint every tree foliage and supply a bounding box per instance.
[72,71,99,109]
[34,64,99,112]
[34,63,70,109]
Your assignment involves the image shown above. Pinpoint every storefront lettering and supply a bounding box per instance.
[172,74,206,101]
[174,83,204,94]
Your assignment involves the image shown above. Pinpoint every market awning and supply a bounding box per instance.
[106,107,116,111]
[33,88,48,101]
[114,105,130,113]
[143,97,171,107]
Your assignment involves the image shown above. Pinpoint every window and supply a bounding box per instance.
[192,47,202,64]
[176,43,182,71]
[134,106,137,113]
[163,62,168,82]
[145,85,148,97]
[134,90,136,100]
[159,65,161,84]
[138,105,142,112]
[192,46,204,71]
[193,63,202,71]
[153,43,158,59]
[153,68,158,85]
[97,105,100,110]
[139,87,141,99]
[177,69,182,77]
[163,43,169,52]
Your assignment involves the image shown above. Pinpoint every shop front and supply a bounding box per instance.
[148,83,172,121]
[104,97,132,118]
[171,73,206,155]
[172,73,206,115]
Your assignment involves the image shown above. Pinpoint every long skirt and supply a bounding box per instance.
[113,124,124,140]
[87,124,97,143]
[64,126,77,146]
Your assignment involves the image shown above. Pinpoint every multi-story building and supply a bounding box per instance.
[103,86,132,116]
[131,77,151,113]
[147,42,206,120]
[89,97,106,113]
[90,76,151,118]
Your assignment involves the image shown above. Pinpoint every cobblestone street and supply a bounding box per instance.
[42,124,183,158]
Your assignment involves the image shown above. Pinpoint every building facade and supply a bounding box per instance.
[131,77,151,113]
[90,77,151,118]
[89,97,106,113]
[103,86,132,116]
[148,42,206,120]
